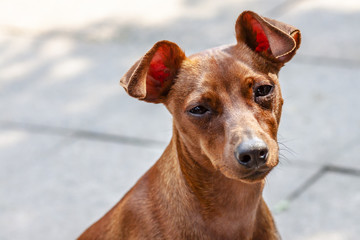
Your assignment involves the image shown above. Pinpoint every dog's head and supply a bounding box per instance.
[120,11,301,182]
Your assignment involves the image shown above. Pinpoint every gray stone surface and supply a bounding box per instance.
[263,164,321,208]
[275,172,360,240]
[279,0,360,60]
[278,64,360,166]
[0,136,162,240]
[334,143,360,170]
[1,0,360,239]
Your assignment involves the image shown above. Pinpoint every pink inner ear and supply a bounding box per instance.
[243,14,270,53]
[148,46,171,87]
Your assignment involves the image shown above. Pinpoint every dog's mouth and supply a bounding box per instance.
[241,167,272,181]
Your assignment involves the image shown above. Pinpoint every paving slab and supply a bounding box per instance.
[279,0,360,61]
[0,35,125,129]
[275,172,360,240]
[263,164,321,209]
[0,34,175,142]
[0,137,163,240]
[0,129,72,240]
[91,95,173,143]
[0,127,70,164]
[277,63,360,166]
[331,142,360,170]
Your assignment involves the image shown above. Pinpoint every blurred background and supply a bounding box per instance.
[0,0,360,239]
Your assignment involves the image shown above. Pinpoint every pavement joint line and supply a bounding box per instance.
[280,164,360,207]
[286,166,327,202]
[73,129,166,147]
[0,120,166,148]
[2,121,360,181]
[323,164,360,177]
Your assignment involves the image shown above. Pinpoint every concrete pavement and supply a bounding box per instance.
[1,0,360,239]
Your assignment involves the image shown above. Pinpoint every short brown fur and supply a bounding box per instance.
[79,10,300,240]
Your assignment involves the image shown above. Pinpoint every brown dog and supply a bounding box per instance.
[79,10,301,240]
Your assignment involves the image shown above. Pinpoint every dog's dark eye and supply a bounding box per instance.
[189,106,209,115]
[255,85,273,97]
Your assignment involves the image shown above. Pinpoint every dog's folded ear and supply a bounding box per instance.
[120,40,186,103]
[235,11,301,64]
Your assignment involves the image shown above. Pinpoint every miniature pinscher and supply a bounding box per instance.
[79,10,301,240]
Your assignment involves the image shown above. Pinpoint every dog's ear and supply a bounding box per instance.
[120,40,185,103]
[235,11,301,64]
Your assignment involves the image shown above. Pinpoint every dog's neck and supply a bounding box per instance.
[162,128,265,238]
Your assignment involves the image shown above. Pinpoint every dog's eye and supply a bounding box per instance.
[255,85,273,97]
[189,106,209,115]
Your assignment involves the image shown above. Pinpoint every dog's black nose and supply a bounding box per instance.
[234,138,269,168]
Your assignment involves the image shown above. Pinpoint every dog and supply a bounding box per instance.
[78,10,301,240]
